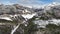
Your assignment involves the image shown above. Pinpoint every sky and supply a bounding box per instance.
[0,0,53,4]
[0,0,60,7]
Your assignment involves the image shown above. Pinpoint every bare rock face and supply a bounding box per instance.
[44,5,60,19]
[53,6,60,18]
[0,4,32,15]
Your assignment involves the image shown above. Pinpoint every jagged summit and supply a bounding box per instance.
[47,2,60,7]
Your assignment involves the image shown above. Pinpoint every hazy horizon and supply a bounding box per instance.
[0,0,59,5]
[0,0,60,8]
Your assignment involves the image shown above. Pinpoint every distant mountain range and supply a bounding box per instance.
[0,2,60,20]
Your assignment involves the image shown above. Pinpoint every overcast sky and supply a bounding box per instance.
[0,0,60,7]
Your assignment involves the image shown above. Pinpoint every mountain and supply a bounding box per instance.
[0,4,35,15]
[45,2,60,18]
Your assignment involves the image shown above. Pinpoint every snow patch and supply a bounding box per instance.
[0,17,12,21]
[22,13,36,19]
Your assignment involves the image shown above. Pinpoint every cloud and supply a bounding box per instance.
[0,0,60,7]
[54,0,60,2]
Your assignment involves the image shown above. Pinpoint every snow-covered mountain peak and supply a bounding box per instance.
[48,2,60,7]
[44,2,60,10]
